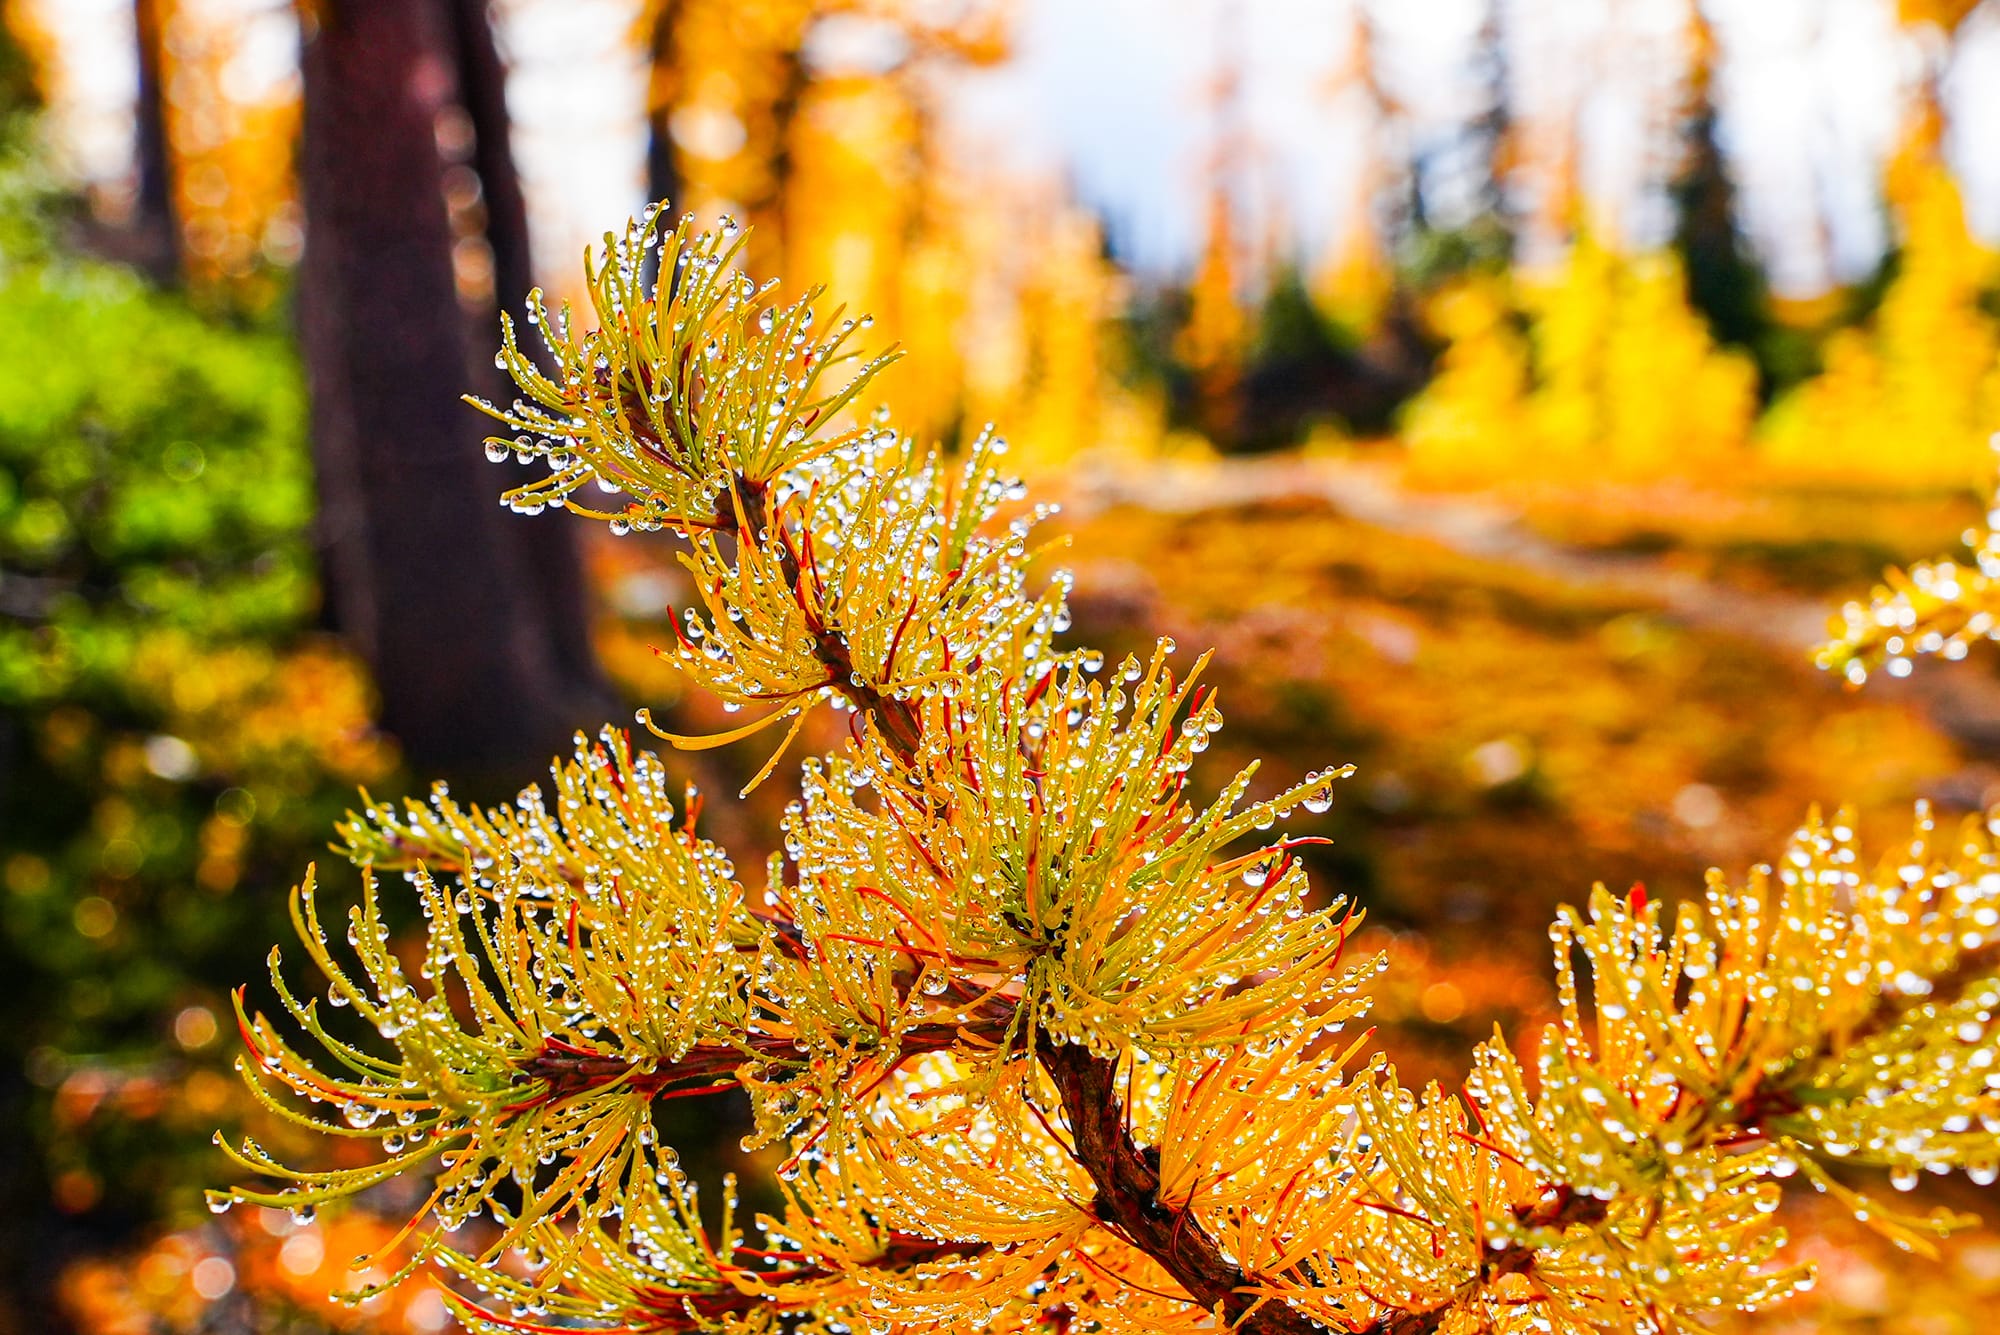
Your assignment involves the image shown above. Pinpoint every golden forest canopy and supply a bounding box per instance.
[643,0,1144,465]
[1762,137,2000,488]
[1402,236,1759,487]
[6,0,300,306]
[1399,135,2000,491]
[14,5,2000,1331]
[207,206,2000,1335]
[14,0,2000,480]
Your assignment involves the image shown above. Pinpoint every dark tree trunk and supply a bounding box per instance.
[760,36,811,269]
[130,0,178,282]
[1670,9,1778,395]
[299,0,606,779]
[444,0,606,702]
[644,0,683,213]
[447,0,533,318]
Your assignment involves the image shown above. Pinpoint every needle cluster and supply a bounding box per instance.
[217,208,2000,1334]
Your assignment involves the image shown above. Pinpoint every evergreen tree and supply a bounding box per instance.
[218,207,2000,1335]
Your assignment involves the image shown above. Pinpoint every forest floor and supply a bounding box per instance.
[1043,450,1991,1054]
[1072,452,2000,754]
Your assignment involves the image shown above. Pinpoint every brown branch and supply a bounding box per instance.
[628,1233,988,1330]
[711,471,926,760]
[1489,1188,1612,1279]
[1359,937,2000,1335]
[1007,1041,1618,1335]
[518,1017,1004,1105]
[1038,1039,1323,1334]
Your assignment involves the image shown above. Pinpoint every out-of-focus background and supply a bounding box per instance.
[3,0,2000,1330]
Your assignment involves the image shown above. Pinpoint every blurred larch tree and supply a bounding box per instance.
[646,0,819,278]
[1177,15,1252,446]
[127,0,300,310]
[644,1,1008,287]
[642,0,1137,465]
[297,0,607,775]
[1668,0,1781,395]
[641,0,684,226]
[1758,3,2000,488]
[1281,7,1434,442]
[1464,0,1514,251]
[1309,8,1397,340]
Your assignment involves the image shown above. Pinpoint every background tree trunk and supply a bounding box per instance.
[299,0,607,779]
[445,0,606,704]
[129,0,177,283]
[644,0,683,213]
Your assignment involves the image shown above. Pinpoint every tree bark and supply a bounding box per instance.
[643,0,683,213]
[760,34,810,272]
[298,0,606,778]
[130,0,178,282]
[445,0,607,706]
[446,0,531,313]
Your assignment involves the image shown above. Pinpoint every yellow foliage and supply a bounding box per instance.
[782,81,1144,468]
[3,0,57,101]
[129,630,390,786]
[1405,238,1757,486]
[1762,151,2000,488]
[1399,276,1533,482]
[215,213,2000,1335]
[1177,189,1250,442]
[784,73,922,335]
[1312,216,1394,338]
[1179,190,1250,375]
[957,197,1141,476]
[659,0,818,272]
[1818,451,2000,683]
[660,2,1151,471]
[59,1213,439,1335]
[1897,0,1986,31]
[151,0,301,308]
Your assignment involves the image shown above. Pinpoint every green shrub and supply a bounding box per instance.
[0,235,391,1223]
